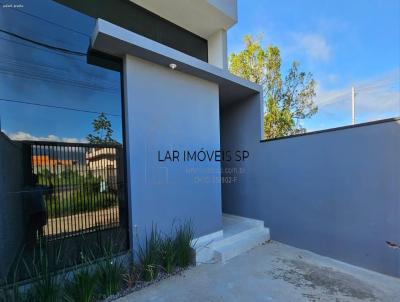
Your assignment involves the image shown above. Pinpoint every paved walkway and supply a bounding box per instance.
[116,241,400,302]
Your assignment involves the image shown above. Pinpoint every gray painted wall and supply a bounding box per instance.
[221,95,400,277]
[123,55,222,248]
[0,133,27,279]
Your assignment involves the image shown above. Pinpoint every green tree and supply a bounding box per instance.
[229,35,317,139]
[86,112,116,144]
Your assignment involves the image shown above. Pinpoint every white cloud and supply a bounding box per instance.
[6,131,88,143]
[326,74,339,85]
[291,33,331,62]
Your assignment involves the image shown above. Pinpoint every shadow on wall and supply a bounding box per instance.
[220,93,400,278]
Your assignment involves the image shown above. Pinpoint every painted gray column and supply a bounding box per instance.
[123,55,222,251]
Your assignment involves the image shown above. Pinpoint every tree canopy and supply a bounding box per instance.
[86,112,116,144]
[229,35,318,139]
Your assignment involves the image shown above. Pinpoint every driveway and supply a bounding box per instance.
[116,241,400,302]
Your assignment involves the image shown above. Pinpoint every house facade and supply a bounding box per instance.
[0,0,266,280]
[0,0,399,282]
[82,0,265,251]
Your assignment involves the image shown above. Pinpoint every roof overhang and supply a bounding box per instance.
[90,19,261,108]
[129,0,237,39]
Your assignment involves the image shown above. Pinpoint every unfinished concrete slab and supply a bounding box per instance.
[116,242,400,302]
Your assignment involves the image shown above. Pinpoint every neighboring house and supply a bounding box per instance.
[86,147,118,190]
[31,155,77,174]
[86,148,117,170]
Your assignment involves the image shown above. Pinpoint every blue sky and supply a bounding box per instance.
[0,0,399,142]
[228,0,400,130]
[0,0,123,143]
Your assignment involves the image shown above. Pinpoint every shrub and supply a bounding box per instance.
[24,242,64,302]
[2,222,195,302]
[95,259,126,298]
[123,265,140,289]
[26,272,61,302]
[137,226,162,281]
[174,221,194,268]
[0,285,27,302]
[0,249,27,302]
[46,191,118,218]
[159,236,176,274]
[64,269,97,302]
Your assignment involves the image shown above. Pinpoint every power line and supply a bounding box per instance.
[0,2,90,38]
[0,57,118,86]
[0,42,119,94]
[0,55,120,92]
[356,82,399,93]
[317,91,350,106]
[0,56,65,72]
[0,70,119,94]
[317,80,400,107]
[0,97,121,117]
[0,28,86,56]
[0,36,85,61]
[0,63,119,93]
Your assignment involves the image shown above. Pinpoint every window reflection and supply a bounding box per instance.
[0,0,127,283]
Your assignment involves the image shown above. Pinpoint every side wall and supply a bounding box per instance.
[124,55,222,249]
[221,97,400,277]
[0,133,27,278]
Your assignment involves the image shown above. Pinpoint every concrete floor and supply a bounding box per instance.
[116,242,400,302]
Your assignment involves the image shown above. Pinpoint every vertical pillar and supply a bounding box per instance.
[207,30,228,70]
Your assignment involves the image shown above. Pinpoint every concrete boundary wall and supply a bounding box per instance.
[221,96,400,277]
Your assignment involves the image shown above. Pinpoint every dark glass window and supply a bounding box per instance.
[55,0,209,62]
[0,0,128,283]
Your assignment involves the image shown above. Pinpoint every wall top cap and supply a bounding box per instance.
[91,19,261,107]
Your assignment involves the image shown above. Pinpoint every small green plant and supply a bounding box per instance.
[26,272,61,302]
[174,220,194,268]
[137,225,162,281]
[0,284,26,302]
[95,259,126,298]
[0,248,27,302]
[89,228,127,298]
[64,269,97,302]
[123,265,140,289]
[160,236,176,274]
[24,241,64,302]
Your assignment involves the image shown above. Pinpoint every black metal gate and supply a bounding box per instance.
[25,141,128,242]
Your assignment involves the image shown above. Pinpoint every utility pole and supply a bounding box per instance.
[351,86,356,125]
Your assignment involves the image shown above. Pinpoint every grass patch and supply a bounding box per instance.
[160,236,176,274]
[137,220,194,280]
[46,191,118,218]
[64,269,97,302]
[174,221,195,268]
[137,225,162,281]
[1,221,195,301]
[23,241,64,302]
[95,259,126,298]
